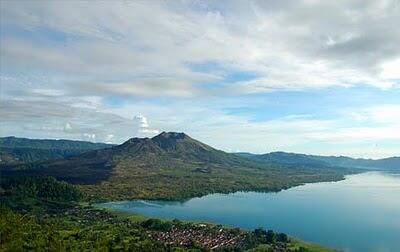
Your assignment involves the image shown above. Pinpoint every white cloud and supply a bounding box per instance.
[133,114,159,136]
[82,133,96,141]
[105,134,115,144]
[0,1,399,158]
[1,91,398,157]
[367,105,400,124]
[348,105,400,124]
[134,115,149,128]
[380,58,400,79]
[63,122,72,131]
[1,0,399,98]
[32,89,64,97]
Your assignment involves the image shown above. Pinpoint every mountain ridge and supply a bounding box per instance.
[236,151,400,171]
[0,136,113,164]
[0,136,112,149]
[1,132,348,200]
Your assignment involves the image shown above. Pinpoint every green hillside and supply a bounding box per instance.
[0,136,113,164]
[2,132,347,201]
[240,151,400,171]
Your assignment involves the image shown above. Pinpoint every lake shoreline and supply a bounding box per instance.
[92,175,354,252]
[94,171,400,252]
[89,171,353,204]
[94,203,340,252]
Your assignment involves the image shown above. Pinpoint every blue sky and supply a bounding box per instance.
[1,0,399,158]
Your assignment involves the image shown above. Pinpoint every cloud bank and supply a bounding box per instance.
[1,0,399,158]
[1,0,399,97]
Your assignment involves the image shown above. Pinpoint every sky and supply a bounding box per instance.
[1,0,399,158]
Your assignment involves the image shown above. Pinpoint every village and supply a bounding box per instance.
[150,224,247,250]
[59,206,248,249]
[56,206,291,251]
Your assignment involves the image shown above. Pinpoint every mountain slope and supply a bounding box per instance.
[241,151,400,171]
[2,132,348,200]
[310,155,400,170]
[246,152,328,167]
[0,136,113,164]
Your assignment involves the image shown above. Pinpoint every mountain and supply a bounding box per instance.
[240,151,400,171]
[0,136,113,164]
[237,151,327,167]
[1,132,347,201]
[310,155,400,170]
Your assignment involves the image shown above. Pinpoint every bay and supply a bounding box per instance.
[97,172,400,252]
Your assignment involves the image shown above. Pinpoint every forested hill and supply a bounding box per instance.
[1,132,347,201]
[237,151,400,171]
[0,136,113,164]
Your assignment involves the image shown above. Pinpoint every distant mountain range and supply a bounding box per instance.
[0,132,348,200]
[2,135,397,172]
[0,136,113,164]
[235,151,400,171]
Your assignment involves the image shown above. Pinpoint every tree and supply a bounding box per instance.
[265,230,276,243]
[295,247,310,252]
[276,233,288,243]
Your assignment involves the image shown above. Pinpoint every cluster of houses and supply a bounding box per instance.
[150,224,247,250]
[61,206,290,251]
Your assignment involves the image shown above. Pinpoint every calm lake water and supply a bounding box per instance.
[97,172,400,252]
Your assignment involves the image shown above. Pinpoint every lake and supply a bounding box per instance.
[97,172,400,252]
